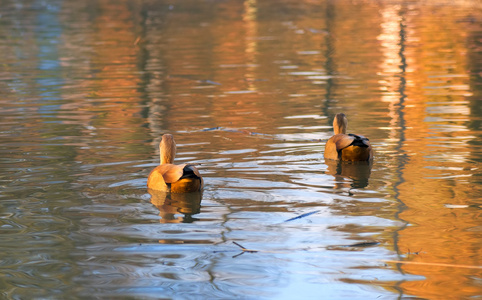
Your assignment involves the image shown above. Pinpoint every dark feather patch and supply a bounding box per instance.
[180,165,200,179]
[348,134,370,148]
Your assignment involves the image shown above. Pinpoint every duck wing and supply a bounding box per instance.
[147,163,185,191]
[147,164,203,191]
[333,134,356,150]
[325,134,354,160]
[156,164,187,183]
[324,133,372,161]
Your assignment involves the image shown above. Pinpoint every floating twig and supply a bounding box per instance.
[222,242,482,270]
[406,248,425,256]
[283,210,320,222]
[233,241,258,253]
[344,241,380,248]
[381,259,481,270]
[133,37,142,46]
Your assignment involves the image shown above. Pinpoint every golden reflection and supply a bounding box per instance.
[325,160,372,189]
[149,189,202,224]
[375,2,482,299]
[58,0,145,166]
[243,0,258,92]
[377,4,404,143]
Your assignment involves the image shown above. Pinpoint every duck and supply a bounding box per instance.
[147,134,203,193]
[324,113,373,161]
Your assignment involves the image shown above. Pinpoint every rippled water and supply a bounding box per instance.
[1,0,481,298]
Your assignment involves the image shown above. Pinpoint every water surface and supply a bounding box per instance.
[0,0,481,298]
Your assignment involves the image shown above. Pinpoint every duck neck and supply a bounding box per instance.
[333,114,347,134]
[334,123,346,135]
[160,137,176,165]
[160,153,174,165]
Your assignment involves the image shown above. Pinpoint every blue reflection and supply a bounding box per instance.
[34,0,63,104]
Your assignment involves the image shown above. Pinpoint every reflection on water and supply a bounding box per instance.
[325,160,372,189]
[149,189,202,224]
[0,0,481,298]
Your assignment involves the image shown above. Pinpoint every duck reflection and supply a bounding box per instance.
[148,189,202,223]
[325,159,372,189]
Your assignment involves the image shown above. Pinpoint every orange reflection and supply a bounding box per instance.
[325,160,372,189]
[59,0,146,166]
[149,189,202,224]
[377,2,482,299]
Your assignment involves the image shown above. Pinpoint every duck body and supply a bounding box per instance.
[147,134,203,193]
[324,113,373,162]
[147,164,203,193]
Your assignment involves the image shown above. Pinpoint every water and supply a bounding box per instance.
[1,0,481,298]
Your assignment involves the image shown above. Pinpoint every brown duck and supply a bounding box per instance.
[324,113,373,161]
[147,134,203,193]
